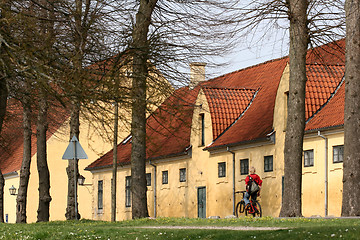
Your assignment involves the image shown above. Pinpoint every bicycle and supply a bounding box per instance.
[235,190,262,217]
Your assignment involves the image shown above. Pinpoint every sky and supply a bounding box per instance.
[206,32,290,79]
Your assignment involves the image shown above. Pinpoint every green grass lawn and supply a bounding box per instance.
[0,217,359,239]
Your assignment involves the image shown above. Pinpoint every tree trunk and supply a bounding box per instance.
[130,0,157,219]
[65,0,84,220]
[0,75,7,134]
[342,0,360,216]
[65,101,80,220]
[16,93,32,223]
[279,0,309,217]
[111,102,118,222]
[0,0,9,135]
[0,170,3,223]
[0,0,8,223]
[36,93,51,222]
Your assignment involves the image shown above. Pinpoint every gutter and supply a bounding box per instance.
[318,130,328,217]
[3,171,18,179]
[149,160,157,218]
[227,147,236,216]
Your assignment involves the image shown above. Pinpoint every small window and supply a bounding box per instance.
[218,162,226,178]
[146,173,151,186]
[264,155,273,172]
[179,168,186,182]
[304,150,314,167]
[200,113,205,146]
[162,171,168,184]
[333,145,344,163]
[240,159,249,175]
[98,180,103,210]
[125,176,131,207]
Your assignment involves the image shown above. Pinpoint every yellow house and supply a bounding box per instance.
[0,56,171,223]
[86,40,347,220]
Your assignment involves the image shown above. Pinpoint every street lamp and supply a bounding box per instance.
[78,175,85,186]
[9,185,17,195]
[78,175,92,186]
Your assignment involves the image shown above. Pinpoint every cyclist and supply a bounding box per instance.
[243,166,262,207]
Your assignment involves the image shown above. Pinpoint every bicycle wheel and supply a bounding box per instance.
[244,203,251,217]
[235,201,245,217]
[245,202,262,217]
[253,201,262,217]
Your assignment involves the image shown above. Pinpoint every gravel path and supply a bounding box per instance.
[135,226,286,231]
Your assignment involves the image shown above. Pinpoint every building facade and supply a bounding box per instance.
[86,40,347,220]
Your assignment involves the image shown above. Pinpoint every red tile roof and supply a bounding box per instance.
[86,86,200,170]
[204,58,288,149]
[0,100,69,175]
[306,39,345,65]
[305,64,345,120]
[202,87,257,140]
[305,83,345,131]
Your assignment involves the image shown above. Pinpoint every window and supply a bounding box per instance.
[162,171,168,184]
[125,176,131,207]
[333,145,344,163]
[264,155,273,172]
[304,150,314,167]
[200,113,205,146]
[98,180,103,210]
[146,173,151,186]
[179,168,186,182]
[218,162,226,178]
[240,159,249,175]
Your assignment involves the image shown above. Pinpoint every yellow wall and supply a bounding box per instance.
[302,130,344,217]
[3,114,117,223]
[3,174,19,223]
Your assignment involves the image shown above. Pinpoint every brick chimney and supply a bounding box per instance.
[189,62,206,89]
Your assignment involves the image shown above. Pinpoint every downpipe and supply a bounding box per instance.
[149,160,157,218]
[227,147,236,216]
[318,131,328,217]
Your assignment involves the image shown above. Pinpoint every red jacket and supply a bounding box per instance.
[245,174,262,187]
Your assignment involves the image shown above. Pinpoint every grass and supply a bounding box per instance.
[0,217,359,239]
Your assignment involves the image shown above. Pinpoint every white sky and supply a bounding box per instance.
[207,31,290,78]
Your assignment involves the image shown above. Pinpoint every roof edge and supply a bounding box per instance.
[85,149,191,172]
[204,135,274,152]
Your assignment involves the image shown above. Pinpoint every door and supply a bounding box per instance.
[197,187,206,218]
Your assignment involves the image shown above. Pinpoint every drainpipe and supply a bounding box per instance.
[318,131,328,217]
[227,147,236,216]
[149,160,157,218]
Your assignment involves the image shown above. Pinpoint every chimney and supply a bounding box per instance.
[189,62,206,89]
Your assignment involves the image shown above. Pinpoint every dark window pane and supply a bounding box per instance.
[125,176,131,207]
[218,162,226,178]
[304,150,314,167]
[98,180,103,210]
[240,159,249,175]
[264,155,273,172]
[180,168,186,182]
[162,171,168,184]
[333,145,344,163]
[200,114,205,146]
[146,173,151,186]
